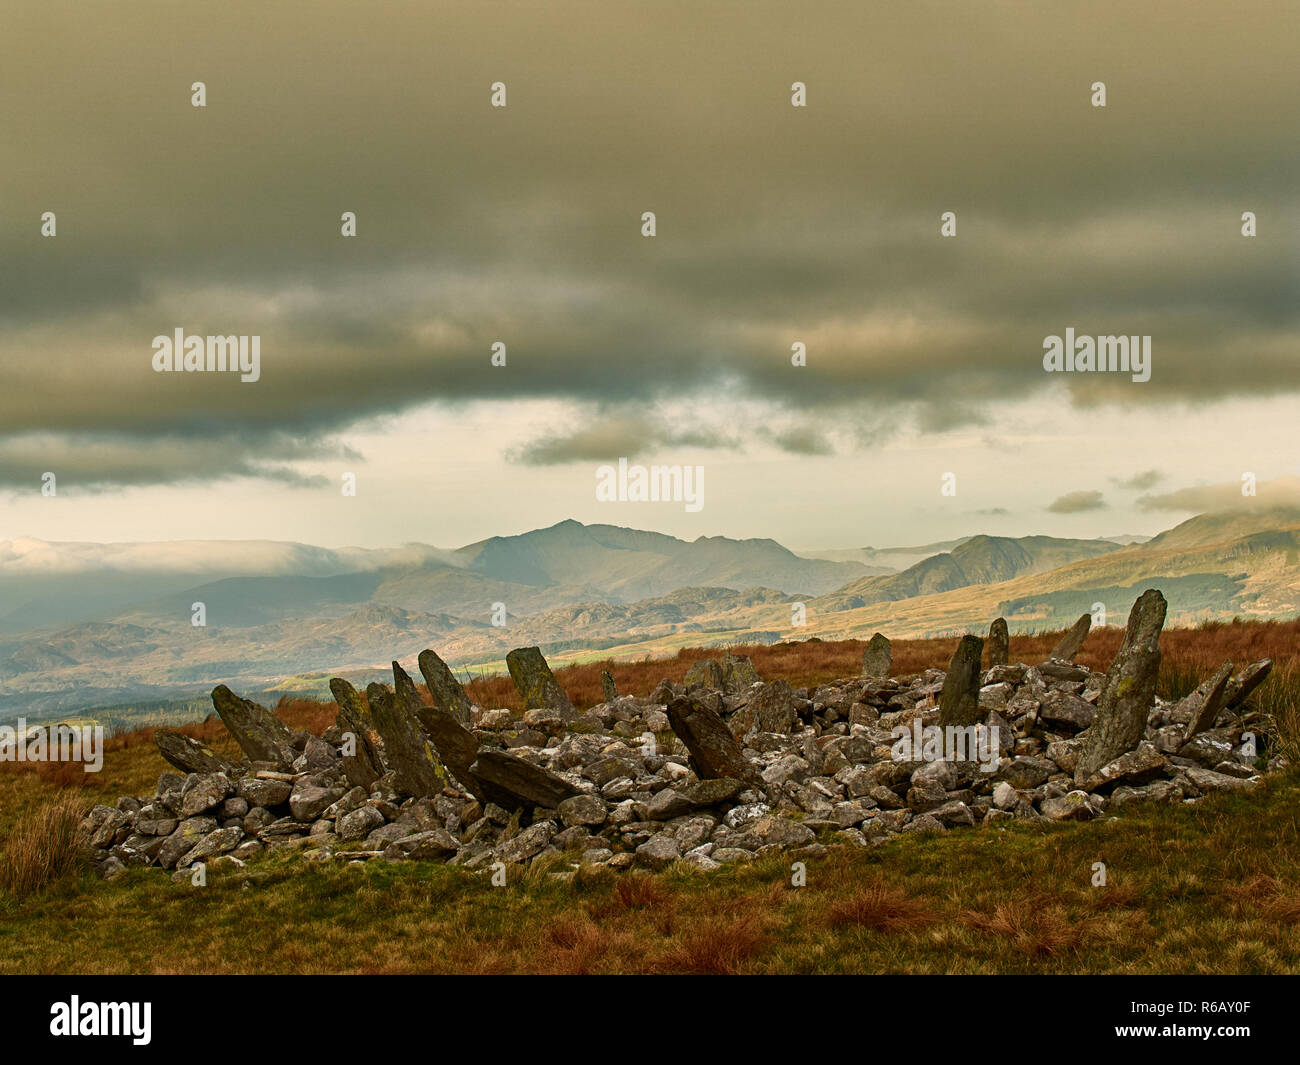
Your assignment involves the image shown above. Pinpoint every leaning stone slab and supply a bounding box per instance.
[1076,589,1166,783]
[861,633,892,680]
[417,648,474,726]
[938,635,984,728]
[1076,742,1168,793]
[1047,614,1092,663]
[468,748,581,810]
[729,679,798,740]
[986,618,1009,668]
[329,677,384,789]
[210,685,295,769]
[666,694,763,786]
[366,677,442,798]
[600,669,618,702]
[506,646,575,718]
[1178,660,1234,741]
[1223,659,1273,710]
[409,700,506,806]
[154,728,239,776]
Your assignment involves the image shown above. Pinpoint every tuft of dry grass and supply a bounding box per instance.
[826,882,937,932]
[653,913,771,974]
[0,792,88,898]
[961,901,1095,958]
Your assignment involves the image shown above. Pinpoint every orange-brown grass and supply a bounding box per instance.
[961,900,1098,958]
[450,618,1300,716]
[0,792,88,897]
[651,912,772,974]
[826,882,937,932]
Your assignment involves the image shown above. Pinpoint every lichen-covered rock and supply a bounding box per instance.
[179,772,233,818]
[684,658,724,689]
[729,679,798,740]
[505,646,575,718]
[337,805,385,842]
[986,618,1009,668]
[862,633,892,680]
[237,776,292,808]
[1223,659,1273,710]
[328,677,384,790]
[1077,589,1166,782]
[289,783,344,822]
[1047,614,1092,663]
[721,653,762,693]
[1037,690,1094,732]
[666,694,764,786]
[557,793,608,828]
[938,635,984,728]
[210,685,295,769]
[1176,660,1234,740]
[154,729,238,776]
[1040,791,1097,821]
[470,748,581,809]
[366,677,443,799]
[417,648,475,726]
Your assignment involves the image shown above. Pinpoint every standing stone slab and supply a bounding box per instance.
[721,653,762,693]
[600,669,618,702]
[506,646,575,719]
[666,694,763,785]
[938,635,985,728]
[154,729,239,777]
[987,618,1010,668]
[861,633,892,680]
[1076,589,1166,783]
[1048,614,1092,663]
[210,685,295,769]
[1223,659,1273,710]
[469,748,581,810]
[329,677,384,789]
[417,649,474,726]
[366,680,442,798]
[393,662,453,786]
[1180,660,1234,741]
[683,658,724,689]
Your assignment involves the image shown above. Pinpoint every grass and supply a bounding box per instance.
[0,792,87,898]
[1,619,1297,974]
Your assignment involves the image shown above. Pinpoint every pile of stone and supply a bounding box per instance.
[78,590,1283,881]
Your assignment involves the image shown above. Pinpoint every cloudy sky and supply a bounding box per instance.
[1,1,1297,552]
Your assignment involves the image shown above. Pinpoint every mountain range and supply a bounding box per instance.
[3,507,1299,722]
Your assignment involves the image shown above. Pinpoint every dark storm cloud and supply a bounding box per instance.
[508,412,736,466]
[1,0,1297,486]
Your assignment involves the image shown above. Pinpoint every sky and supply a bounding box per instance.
[1,1,1297,553]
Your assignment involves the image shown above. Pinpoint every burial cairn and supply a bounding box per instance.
[79,591,1282,881]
